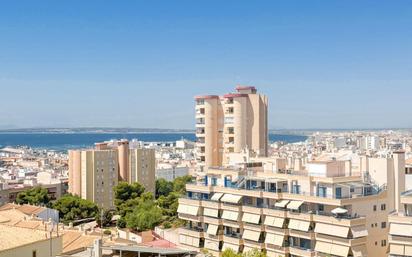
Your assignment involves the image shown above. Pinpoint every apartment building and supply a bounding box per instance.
[68,140,155,209]
[130,148,156,194]
[177,152,406,257]
[388,190,412,257]
[195,86,268,170]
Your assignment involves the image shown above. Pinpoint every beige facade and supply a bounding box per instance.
[129,148,156,194]
[388,192,412,257]
[195,86,268,171]
[177,152,407,257]
[68,140,156,209]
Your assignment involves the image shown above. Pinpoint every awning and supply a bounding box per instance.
[221,210,239,221]
[265,233,284,246]
[287,200,303,210]
[207,224,219,235]
[177,204,199,216]
[274,200,290,208]
[179,235,200,247]
[264,216,285,228]
[204,208,219,218]
[406,245,412,256]
[315,241,332,254]
[351,225,368,238]
[221,194,243,204]
[222,243,239,252]
[204,239,220,251]
[331,207,348,215]
[390,244,405,256]
[351,245,367,257]
[288,219,311,232]
[211,193,224,201]
[315,241,350,257]
[390,223,412,237]
[242,213,260,224]
[242,230,261,242]
[315,223,349,238]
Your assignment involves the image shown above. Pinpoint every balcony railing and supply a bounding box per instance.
[181,194,364,220]
[224,232,241,239]
[184,226,204,232]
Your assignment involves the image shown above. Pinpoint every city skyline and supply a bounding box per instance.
[1,1,412,129]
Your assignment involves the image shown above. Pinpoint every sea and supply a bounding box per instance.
[0,133,307,152]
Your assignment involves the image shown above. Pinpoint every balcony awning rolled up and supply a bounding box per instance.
[211,193,224,201]
[242,213,260,224]
[204,208,219,218]
[207,224,219,235]
[288,219,311,232]
[242,229,261,242]
[351,245,367,257]
[314,223,349,238]
[315,241,350,257]
[390,223,412,237]
[221,210,239,221]
[264,216,285,228]
[287,200,303,210]
[221,194,243,204]
[274,200,290,208]
[177,204,199,216]
[350,225,368,238]
[265,233,285,246]
[205,239,220,251]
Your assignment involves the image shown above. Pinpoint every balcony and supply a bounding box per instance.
[179,197,202,207]
[179,226,205,238]
[178,213,204,223]
[204,216,223,226]
[243,241,265,251]
[288,246,316,257]
[223,234,243,245]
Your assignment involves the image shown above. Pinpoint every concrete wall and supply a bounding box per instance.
[0,236,62,257]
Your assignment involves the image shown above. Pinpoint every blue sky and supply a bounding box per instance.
[0,0,411,129]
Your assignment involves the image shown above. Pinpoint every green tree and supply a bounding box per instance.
[52,194,99,224]
[157,191,180,218]
[125,192,163,231]
[155,178,174,198]
[114,182,145,208]
[221,248,242,257]
[243,249,266,257]
[95,209,114,228]
[16,186,50,206]
[172,175,192,194]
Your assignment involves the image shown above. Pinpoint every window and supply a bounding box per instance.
[381,204,386,211]
[381,222,386,228]
[381,240,387,247]
[335,187,342,199]
[32,250,37,257]
[373,205,377,211]
[211,178,218,186]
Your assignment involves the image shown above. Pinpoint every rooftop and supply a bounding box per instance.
[0,224,58,251]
